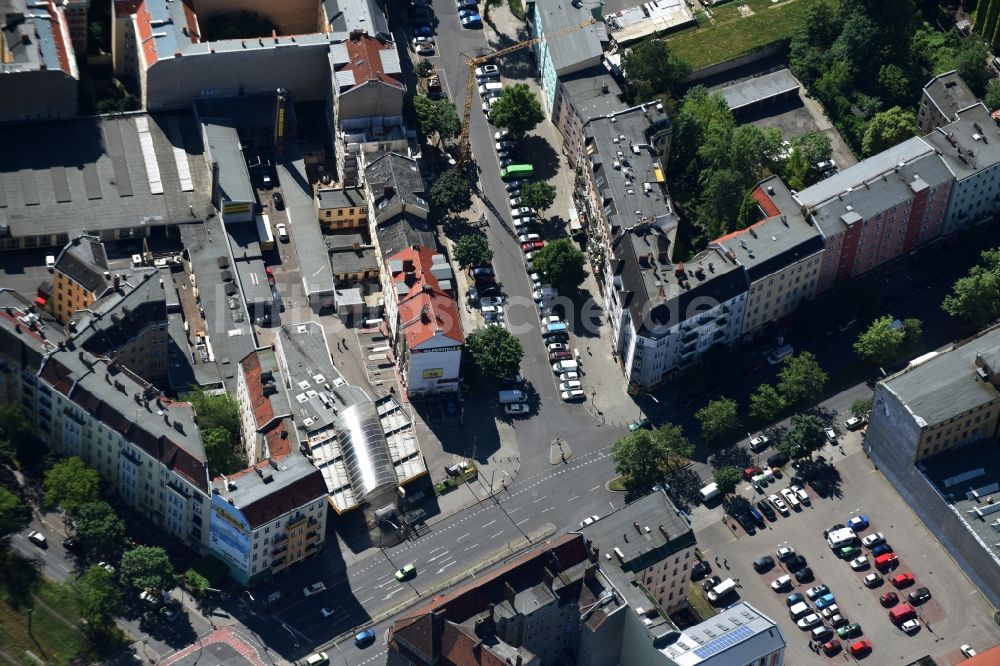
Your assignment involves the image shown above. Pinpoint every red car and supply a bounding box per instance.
[891,572,914,588]
[521,240,545,252]
[822,639,841,656]
[879,591,898,607]
[874,552,898,569]
[743,466,763,480]
[265,267,275,284]
[849,639,872,657]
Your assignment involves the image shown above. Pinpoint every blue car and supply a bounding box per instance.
[847,514,869,531]
[816,593,837,609]
[354,628,377,647]
[458,8,478,17]
[871,543,893,557]
[786,592,805,607]
[461,14,482,27]
[413,26,432,36]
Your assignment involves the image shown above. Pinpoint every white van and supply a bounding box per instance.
[789,601,811,620]
[45,255,56,272]
[497,390,527,404]
[552,360,578,374]
[706,578,736,602]
[479,82,503,97]
[826,527,857,550]
[699,483,720,502]
[766,344,794,365]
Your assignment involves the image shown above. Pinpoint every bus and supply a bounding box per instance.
[255,213,274,251]
[500,164,533,181]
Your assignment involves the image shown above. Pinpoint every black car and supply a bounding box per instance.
[542,332,569,343]
[756,499,776,521]
[272,192,284,210]
[691,560,711,581]
[753,555,775,573]
[62,537,80,552]
[908,587,931,605]
[748,507,766,529]
[701,575,721,593]
[794,567,815,583]
[735,513,756,535]
[767,451,789,468]
[786,555,808,572]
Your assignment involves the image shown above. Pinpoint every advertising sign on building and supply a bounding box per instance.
[209,494,251,575]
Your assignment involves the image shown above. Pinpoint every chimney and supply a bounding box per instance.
[633,520,642,534]
[503,582,516,606]
[113,274,121,290]
[658,524,669,540]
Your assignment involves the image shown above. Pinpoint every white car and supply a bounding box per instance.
[504,403,529,415]
[412,36,435,46]
[546,342,569,353]
[863,573,882,587]
[559,380,582,391]
[845,416,865,430]
[98,561,115,574]
[770,574,792,591]
[780,487,801,509]
[768,494,789,515]
[542,315,563,325]
[819,604,839,619]
[580,515,599,528]
[275,223,288,242]
[475,64,499,77]
[861,532,885,548]
[776,546,795,561]
[559,370,580,382]
[303,582,326,597]
[513,207,533,217]
[850,556,869,570]
[824,427,837,442]
[961,645,978,657]
[749,434,769,452]
[494,129,509,140]
[796,613,822,629]
[561,389,585,402]
[479,296,503,307]
[139,590,159,607]
[790,484,810,505]
[509,197,522,208]
[415,42,434,55]
[901,618,920,633]
[517,233,540,243]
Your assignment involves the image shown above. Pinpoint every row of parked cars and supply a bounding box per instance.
[731,478,811,534]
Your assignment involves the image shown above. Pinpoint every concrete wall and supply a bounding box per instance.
[144,42,331,110]
[194,0,321,35]
[0,69,78,123]
[685,43,786,83]
[338,82,404,124]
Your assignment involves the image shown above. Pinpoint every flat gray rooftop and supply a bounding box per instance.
[203,121,255,205]
[0,112,211,240]
[279,145,334,302]
[717,69,799,112]
[922,103,1000,181]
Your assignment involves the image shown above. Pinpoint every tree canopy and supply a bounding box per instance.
[518,182,557,213]
[611,429,668,491]
[430,170,474,214]
[749,383,786,422]
[413,95,461,144]
[414,59,434,79]
[713,466,742,496]
[790,130,833,166]
[202,427,245,476]
[74,500,126,560]
[465,327,524,381]
[43,457,101,515]
[453,234,493,268]
[696,397,740,442]
[183,390,241,438]
[74,565,122,631]
[620,38,691,104]
[489,84,544,137]
[777,414,827,460]
[862,106,916,156]
[851,397,873,420]
[530,239,587,292]
[777,352,828,406]
[985,79,1000,111]
[853,315,904,364]
[0,487,29,543]
[942,249,1000,327]
[120,546,175,593]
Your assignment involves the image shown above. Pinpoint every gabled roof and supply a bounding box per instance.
[239,348,291,433]
[54,235,110,294]
[389,245,463,348]
[332,34,403,90]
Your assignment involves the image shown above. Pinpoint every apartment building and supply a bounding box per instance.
[316,187,369,231]
[794,137,953,293]
[0,0,78,123]
[325,233,379,285]
[365,151,433,263]
[551,68,627,165]
[383,246,463,398]
[236,349,293,465]
[61,0,88,55]
[0,111,210,252]
[50,236,113,324]
[209,455,328,587]
[867,325,1000,465]
[917,71,978,135]
[922,103,1000,234]
[713,177,824,339]
[388,534,626,666]
[529,0,608,115]
[578,489,696,614]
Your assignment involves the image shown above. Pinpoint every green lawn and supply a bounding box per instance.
[667,0,826,70]
[687,581,718,621]
[0,581,85,665]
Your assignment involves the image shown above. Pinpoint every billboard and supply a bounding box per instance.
[422,368,443,379]
[209,494,251,574]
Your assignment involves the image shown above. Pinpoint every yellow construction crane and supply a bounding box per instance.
[456,16,599,168]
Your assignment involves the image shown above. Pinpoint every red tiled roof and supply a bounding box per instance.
[39,358,74,396]
[240,352,274,432]
[182,0,199,42]
[390,246,463,349]
[263,419,292,460]
[116,0,158,66]
[344,35,403,89]
[46,2,73,74]
[712,185,781,245]
[441,624,508,666]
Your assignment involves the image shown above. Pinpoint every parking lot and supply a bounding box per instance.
[693,451,1000,664]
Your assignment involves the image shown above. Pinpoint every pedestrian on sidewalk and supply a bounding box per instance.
[723,558,728,568]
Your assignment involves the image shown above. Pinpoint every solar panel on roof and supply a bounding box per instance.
[134,117,164,195]
[691,624,754,659]
[50,166,71,203]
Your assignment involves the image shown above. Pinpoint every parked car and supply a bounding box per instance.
[794,567,814,583]
[822,639,842,656]
[961,645,978,657]
[504,403,529,415]
[864,573,883,588]
[838,545,861,560]
[753,555,775,573]
[862,532,885,548]
[806,585,830,600]
[871,543,893,557]
[354,629,377,648]
[701,575,721,593]
[891,572,915,588]
[768,494,789,515]
[275,223,288,242]
[901,619,920,633]
[272,192,284,210]
[415,42,434,55]
[790,485,810,505]
[771,574,793,592]
[559,380,582,392]
[27,531,47,548]
[796,613,822,629]
[816,593,837,610]
[561,389,585,402]
[786,592,805,607]
[461,14,482,27]
[824,427,837,442]
[879,591,898,607]
[303,582,326,596]
[908,587,931,605]
[845,416,866,430]
[749,433,769,452]
[847,514,870,531]
[786,554,808,572]
[691,560,711,580]
[850,556,869,570]
[756,499,776,521]
[838,623,862,639]
[849,640,872,657]
[579,515,600,528]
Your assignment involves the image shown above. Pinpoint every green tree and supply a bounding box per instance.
[851,397,873,420]
[655,423,695,475]
[696,397,740,442]
[202,427,245,476]
[0,403,35,470]
[430,170,473,214]
[777,414,827,460]
[985,79,1000,111]
[465,327,524,381]
[954,36,991,96]
[611,429,670,490]
[518,182,557,213]
[0,487,29,543]
[790,129,833,166]
[943,248,1000,327]
[74,565,122,630]
[902,317,922,342]
[489,83,545,137]
[183,390,241,437]
[862,106,916,156]
[877,64,911,106]
[184,569,210,599]
[74,500,126,560]
[713,466,742,496]
[777,352,828,406]
[43,457,100,515]
[853,315,906,364]
[95,83,141,114]
[530,238,587,292]
[453,235,493,268]
[415,59,434,79]
[621,38,691,104]
[413,95,461,144]
[783,148,812,191]
[120,546,175,594]
[749,384,786,422]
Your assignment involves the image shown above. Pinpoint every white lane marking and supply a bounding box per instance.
[508,507,520,514]
[361,596,375,603]
[430,547,442,554]
[516,518,529,525]
[589,486,600,492]
[375,578,395,589]
[457,533,470,541]
[490,531,504,539]
[465,543,480,551]
[533,496,546,503]
[436,560,457,574]
[568,495,580,502]
[483,520,496,528]
[541,506,554,513]
[383,588,405,601]
[427,550,451,563]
